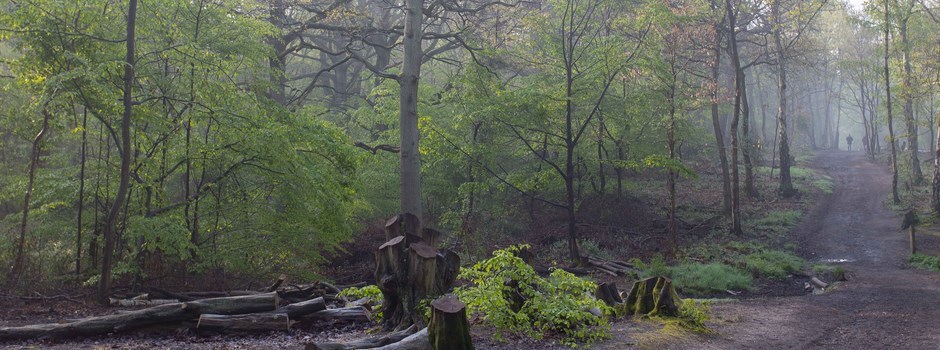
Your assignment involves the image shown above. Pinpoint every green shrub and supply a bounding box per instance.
[455,245,612,346]
[676,299,713,334]
[743,250,805,280]
[910,254,940,272]
[670,263,752,295]
[338,285,383,321]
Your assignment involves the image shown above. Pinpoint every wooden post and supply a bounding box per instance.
[428,295,473,350]
[903,210,918,255]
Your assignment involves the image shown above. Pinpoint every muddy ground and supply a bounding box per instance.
[654,150,940,349]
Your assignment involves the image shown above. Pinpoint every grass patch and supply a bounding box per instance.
[743,250,805,280]
[669,263,753,295]
[909,253,940,272]
[751,210,802,237]
[812,176,834,194]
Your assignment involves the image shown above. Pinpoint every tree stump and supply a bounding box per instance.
[624,277,681,317]
[595,282,623,306]
[428,295,473,350]
[375,214,460,331]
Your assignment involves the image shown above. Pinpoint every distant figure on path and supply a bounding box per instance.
[846,134,853,151]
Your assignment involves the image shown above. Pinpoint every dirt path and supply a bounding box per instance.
[678,150,940,349]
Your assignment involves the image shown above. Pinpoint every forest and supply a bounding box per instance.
[0,0,939,348]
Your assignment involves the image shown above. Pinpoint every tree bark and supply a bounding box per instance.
[900,13,923,184]
[76,108,88,279]
[624,277,681,317]
[726,0,743,234]
[99,0,138,304]
[885,0,901,204]
[7,109,52,284]
[399,0,424,222]
[376,216,460,331]
[428,295,473,350]
[711,0,732,216]
[772,0,797,198]
[196,313,291,332]
[307,326,418,350]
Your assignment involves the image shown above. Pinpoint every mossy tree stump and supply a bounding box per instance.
[624,276,681,317]
[428,294,473,350]
[375,214,460,331]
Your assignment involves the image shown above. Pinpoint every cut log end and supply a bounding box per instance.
[428,295,472,350]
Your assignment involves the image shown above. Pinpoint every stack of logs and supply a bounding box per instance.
[0,280,372,340]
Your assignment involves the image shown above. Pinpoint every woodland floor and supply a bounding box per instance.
[2,150,940,349]
[639,150,940,349]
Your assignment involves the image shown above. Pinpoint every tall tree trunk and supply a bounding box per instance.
[884,0,901,204]
[7,109,52,284]
[99,0,137,304]
[726,0,743,234]
[399,0,424,235]
[76,108,88,279]
[667,71,679,253]
[900,16,923,184]
[711,2,732,216]
[741,70,757,197]
[773,0,796,198]
[563,0,581,263]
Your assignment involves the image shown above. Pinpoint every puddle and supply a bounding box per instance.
[817,258,855,263]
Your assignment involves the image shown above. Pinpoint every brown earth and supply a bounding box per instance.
[653,150,940,349]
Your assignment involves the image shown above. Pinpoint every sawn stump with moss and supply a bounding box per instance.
[624,276,681,317]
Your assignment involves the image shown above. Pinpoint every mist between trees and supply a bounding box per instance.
[0,0,937,304]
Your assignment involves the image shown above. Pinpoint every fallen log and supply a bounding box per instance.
[370,327,430,350]
[810,277,829,289]
[306,325,417,350]
[270,297,326,318]
[197,313,291,332]
[0,292,278,340]
[109,298,178,307]
[301,306,371,323]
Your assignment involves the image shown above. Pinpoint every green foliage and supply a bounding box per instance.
[743,251,805,280]
[455,245,612,346]
[339,285,383,321]
[338,284,383,301]
[676,299,713,334]
[909,254,940,272]
[0,0,357,287]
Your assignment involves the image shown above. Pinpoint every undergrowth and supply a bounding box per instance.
[909,253,940,272]
[337,285,383,321]
[455,245,612,347]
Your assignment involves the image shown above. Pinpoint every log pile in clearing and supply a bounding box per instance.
[0,279,374,341]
